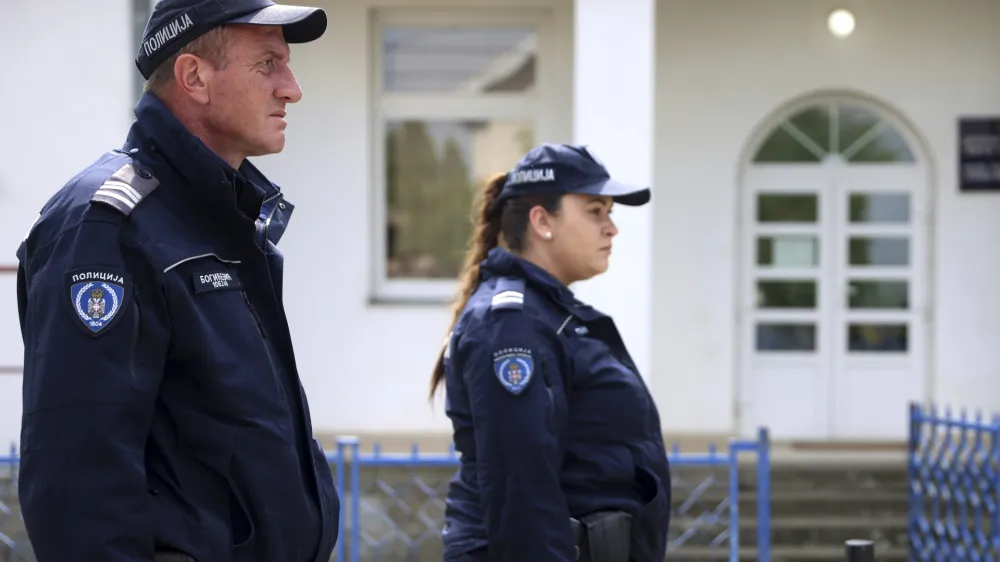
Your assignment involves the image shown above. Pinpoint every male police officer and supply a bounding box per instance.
[15,1,339,561]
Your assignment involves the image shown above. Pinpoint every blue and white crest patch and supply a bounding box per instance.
[492,347,534,395]
[67,268,130,336]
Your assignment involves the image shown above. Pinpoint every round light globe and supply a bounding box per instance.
[828,9,856,38]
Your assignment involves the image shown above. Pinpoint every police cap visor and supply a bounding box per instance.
[575,178,651,206]
[224,5,327,44]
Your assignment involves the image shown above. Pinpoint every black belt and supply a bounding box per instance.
[570,510,633,562]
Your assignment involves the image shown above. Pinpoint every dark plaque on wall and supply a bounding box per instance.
[959,117,1000,192]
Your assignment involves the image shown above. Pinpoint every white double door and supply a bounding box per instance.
[739,164,927,441]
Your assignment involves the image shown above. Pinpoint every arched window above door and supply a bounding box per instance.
[753,102,916,164]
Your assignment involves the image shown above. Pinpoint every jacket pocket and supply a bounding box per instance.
[226,468,255,550]
[170,408,256,553]
[630,465,670,560]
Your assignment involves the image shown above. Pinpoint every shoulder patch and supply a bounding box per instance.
[491,277,525,311]
[67,267,132,337]
[90,162,159,216]
[492,347,534,395]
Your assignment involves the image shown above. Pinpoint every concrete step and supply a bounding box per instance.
[686,489,909,518]
[670,515,907,549]
[670,545,908,562]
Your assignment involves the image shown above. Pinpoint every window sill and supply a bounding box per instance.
[367,294,454,307]
[369,278,458,307]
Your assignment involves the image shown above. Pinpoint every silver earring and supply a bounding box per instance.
[544,232,553,240]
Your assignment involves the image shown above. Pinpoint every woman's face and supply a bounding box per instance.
[546,194,619,283]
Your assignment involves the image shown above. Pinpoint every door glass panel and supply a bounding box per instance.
[837,105,881,154]
[757,281,817,309]
[848,127,916,163]
[787,107,832,153]
[757,236,819,267]
[753,127,823,163]
[849,193,910,224]
[849,237,909,266]
[756,323,816,351]
[847,323,908,352]
[848,280,909,309]
[757,194,818,222]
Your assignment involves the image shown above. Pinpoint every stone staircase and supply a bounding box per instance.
[0,455,912,561]
[666,457,911,561]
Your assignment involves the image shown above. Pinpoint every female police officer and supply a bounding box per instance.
[429,143,672,562]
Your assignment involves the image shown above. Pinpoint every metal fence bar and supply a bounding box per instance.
[908,401,1000,561]
[727,443,740,562]
[342,429,771,562]
[0,429,772,562]
[756,427,771,562]
[333,437,354,562]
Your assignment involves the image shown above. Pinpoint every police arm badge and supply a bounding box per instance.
[66,267,132,337]
[492,347,534,395]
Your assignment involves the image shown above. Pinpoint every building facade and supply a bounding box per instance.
[2,0,999,447]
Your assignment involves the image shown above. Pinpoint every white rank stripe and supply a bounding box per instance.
[491,291,524,307]
[102,179,142,201]
[94,189,136,210]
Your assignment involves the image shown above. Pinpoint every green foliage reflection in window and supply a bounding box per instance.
[754,103,915,164]
[385,120,535,279]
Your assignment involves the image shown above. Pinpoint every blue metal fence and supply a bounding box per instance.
[334,427,772,562]
[908,402,1000,561]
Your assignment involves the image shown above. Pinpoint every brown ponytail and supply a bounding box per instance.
[428,172,508,398]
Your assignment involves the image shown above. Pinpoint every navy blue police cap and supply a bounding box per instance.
[136,0,328,80]
[497,143,651,207]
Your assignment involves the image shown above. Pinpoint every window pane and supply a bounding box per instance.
[756,323,816,351]
[849,193,910,223]
[787,107,831,154]
[756,280,817,309]
[837,105,881,154]
[757,235,819,267]
[848,280,909,309]
[385,119,535,279]
[848,127,916,163]
[381,26,537,93]
[847,323,908,353]
[753,127,822,163]
[848,237,909,267]
[757,194,818,223]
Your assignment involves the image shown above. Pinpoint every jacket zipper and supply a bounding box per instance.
[241,291,287,406]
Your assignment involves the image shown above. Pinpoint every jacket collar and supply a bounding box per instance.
[124,92,290,230]
[480,247,606,321]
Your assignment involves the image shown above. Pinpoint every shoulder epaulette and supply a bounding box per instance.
[491,277,525,311]
[90,161,159,216]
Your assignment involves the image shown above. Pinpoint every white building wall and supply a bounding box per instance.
[6,0,1000,446]
[653,0,1000,435]
[570,0,655,386]
[0,0,135,446]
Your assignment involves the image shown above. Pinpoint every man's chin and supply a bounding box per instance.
[248,136,286,158]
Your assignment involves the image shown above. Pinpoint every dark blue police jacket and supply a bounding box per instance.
[14,92,339,562]
[441,247,672,562]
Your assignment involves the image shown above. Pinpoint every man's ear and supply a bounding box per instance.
[173,53,212,105]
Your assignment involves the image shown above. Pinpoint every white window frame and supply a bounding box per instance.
[369,7,559,304]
